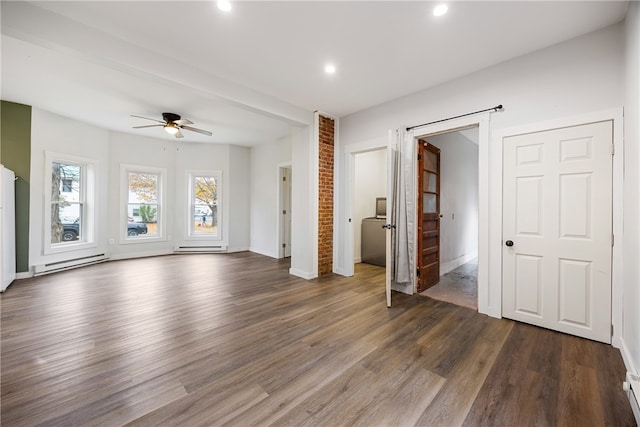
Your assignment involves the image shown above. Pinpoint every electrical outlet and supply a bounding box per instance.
[109,238,115,245]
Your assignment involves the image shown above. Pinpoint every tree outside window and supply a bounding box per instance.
[51,162,83,243]
[127,172,159,237]
[191,175,219,236]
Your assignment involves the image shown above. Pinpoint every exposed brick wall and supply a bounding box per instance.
[318,115,334,275]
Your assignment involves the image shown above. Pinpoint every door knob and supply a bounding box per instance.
[505,240,514,247]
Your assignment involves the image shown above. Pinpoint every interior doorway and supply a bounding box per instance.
[279,165,292,258]
[353,149,387,268]
[417,127,480,310]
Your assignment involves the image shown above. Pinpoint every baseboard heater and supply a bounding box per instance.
[174,245,227,253]
[624,372,640,424]
[35,253,109,276]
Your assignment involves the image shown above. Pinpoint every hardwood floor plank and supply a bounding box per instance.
[465,323,635,427]
[129,382,269,427]
[223,337,380,426]
[362,367,446,427]
[415,315,514,427]
[1,254,634,426]
[592,341,638,426]
[90,382,188,427]
[557,361,605,427]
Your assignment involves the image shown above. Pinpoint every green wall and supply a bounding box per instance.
[1,101,31,273]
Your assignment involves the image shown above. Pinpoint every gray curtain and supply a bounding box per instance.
[389,129,416,294]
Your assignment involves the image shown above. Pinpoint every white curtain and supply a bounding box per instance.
[389,129,416,294]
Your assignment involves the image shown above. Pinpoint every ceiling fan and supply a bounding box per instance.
[131,112,212,138]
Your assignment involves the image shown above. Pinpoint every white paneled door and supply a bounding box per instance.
[502,121,613,343]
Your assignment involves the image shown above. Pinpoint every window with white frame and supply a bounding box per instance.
[44,153,96,254]
[122,166,164,241]
[51,162,84,243]
[188,172,221,238]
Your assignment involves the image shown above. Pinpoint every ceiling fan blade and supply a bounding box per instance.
[131,114,165,124]
[181,125,212,136]
[174,118,193,126]
[175,129,184,139]
[132,124,164,129]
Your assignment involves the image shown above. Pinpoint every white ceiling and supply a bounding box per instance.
[1,1,629,146]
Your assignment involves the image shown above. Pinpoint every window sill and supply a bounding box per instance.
[43,240,97,255]
[119,235,167,245]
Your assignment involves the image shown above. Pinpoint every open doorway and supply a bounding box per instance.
[418,127,479,310]
[353,149,387,270]
[279,165,292,258]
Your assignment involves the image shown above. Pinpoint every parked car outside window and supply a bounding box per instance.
[60,218,148,241]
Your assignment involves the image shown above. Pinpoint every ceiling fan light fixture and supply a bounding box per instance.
[164,124,179,135]
[133,113,211,137]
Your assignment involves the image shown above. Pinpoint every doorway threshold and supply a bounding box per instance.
[419,259,478,310]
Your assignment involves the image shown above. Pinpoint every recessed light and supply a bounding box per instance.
[433,4,448,17]
[325,64,336,74]
[217,0,232,12]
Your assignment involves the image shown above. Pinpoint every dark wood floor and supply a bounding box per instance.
[1,252,635,426]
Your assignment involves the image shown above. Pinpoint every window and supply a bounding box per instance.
[44,152,96,254]
[189,172,221,238]
[121,165,165,242]
[51,162,84,244]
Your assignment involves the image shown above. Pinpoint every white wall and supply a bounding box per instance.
[623,1,640,377]
[353,149,386,262]
[428,131,479,274]
[108,134,251,257]
[337,24,625,312]
[289,125,315,279]
[173,141,230,250]
[108,131,177,259]
[228,145,251,252]
[29,109,260,267]
[249,135,292,258]
[340,24,624,145]
[29,108,110,268]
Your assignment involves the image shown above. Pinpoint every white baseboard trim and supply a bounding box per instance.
[333,267,353,276]
[227,246,249,253]
[174,245,228,253]
[619,338,640,425]
[440,251,478,275]
[354,257,362,264]
[34,253,110,276]
[249,247,277,258]
[620,339,639,379]
[15,271,34,279]
[289,268,316,280]
[624,371,640,425]
[109,249,173,261]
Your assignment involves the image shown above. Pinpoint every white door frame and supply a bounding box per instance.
[277,161,292,259]
[341,116,491,313]
[413,115,492,313]
[342,139,388,277]
[492,108,624,346]
[338,108,622,340]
